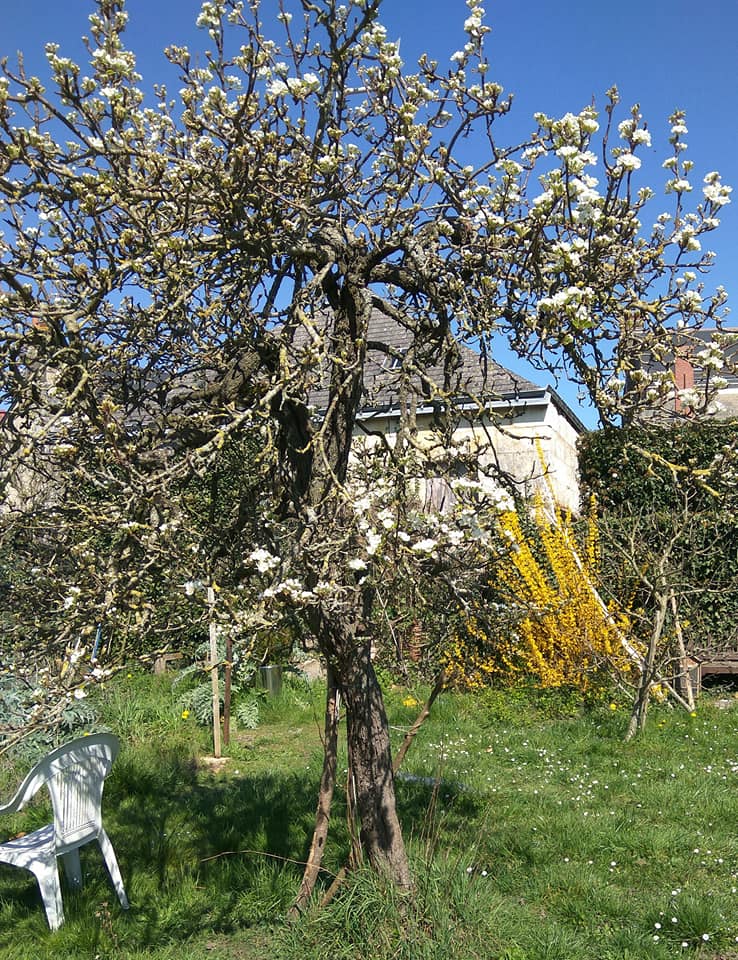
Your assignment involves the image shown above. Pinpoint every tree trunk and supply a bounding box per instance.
[670,591,695,710]
[626,588,669,741]
[334,639,411,887]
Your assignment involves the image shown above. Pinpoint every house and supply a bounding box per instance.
[1,312,586,516]
[631,328,738,422]
[306,312,585,513]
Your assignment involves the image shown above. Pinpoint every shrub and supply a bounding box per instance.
[443,498,633,695]
[579,421,738,651]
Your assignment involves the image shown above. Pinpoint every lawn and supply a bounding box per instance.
[1,673,738,959]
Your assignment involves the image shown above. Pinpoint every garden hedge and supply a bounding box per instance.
[578,420,738,652]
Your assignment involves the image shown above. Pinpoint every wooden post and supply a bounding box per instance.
[208,585,221,758]
[223,631,232,747]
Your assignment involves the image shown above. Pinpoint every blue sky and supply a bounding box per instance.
[3,0,737,426]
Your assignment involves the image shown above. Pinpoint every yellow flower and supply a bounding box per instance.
[402,696,419,709]
[181,709,190,720]
[609,703,617,711]
[690,711,697,718]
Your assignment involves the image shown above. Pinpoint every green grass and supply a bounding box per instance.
[2,674,738,958]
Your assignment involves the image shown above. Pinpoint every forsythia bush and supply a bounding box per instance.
[442,611,522,690]
[443,497,633,693]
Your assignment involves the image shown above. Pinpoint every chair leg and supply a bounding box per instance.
[61,848,83,889]
[30,859,64,931]
[97,829,129,910]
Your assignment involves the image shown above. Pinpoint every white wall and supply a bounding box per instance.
[354,395,582,514]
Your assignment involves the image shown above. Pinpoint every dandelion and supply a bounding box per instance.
[181,709,190,719]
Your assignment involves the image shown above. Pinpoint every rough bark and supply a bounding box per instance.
[337,640,411,887]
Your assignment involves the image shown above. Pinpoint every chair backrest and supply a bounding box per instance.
[12,734,120,853]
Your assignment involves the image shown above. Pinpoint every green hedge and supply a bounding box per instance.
[578,421,738,651]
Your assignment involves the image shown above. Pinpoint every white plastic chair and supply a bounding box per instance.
[0,732,129,929]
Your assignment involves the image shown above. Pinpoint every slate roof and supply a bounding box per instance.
[305,310,541,414]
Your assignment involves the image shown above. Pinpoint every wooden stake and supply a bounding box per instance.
[208,585,221,758]
[223,631,232,747]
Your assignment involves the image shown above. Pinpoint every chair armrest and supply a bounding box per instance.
[0,766,46,815]
[0,790,27,816]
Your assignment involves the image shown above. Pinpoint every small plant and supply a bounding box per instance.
[173,636,264,727]
[186,681,223,726]
[235,694,262,730]
[0,676,31,732]
[0,674,99,761]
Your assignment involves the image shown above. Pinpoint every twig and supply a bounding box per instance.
[393,670,446,773]
[289,670,340,917]
[199,848,336,876]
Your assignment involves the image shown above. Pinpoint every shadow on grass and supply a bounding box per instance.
[100,742,321,946]
[110,740,483,947]
[0,735,482,954]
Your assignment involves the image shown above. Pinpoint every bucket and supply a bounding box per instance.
[258,664,283,697]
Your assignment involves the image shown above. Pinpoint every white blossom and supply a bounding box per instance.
[666,178,692,193]
[616,153,641,173]
[674,225,701,251]
[365,530,382,555]
[411,538,438,554]
[680,290,702,311]
[267,79,289,97]
[248,548,280,574]
[62,586,82,609]
[703,172,732,206]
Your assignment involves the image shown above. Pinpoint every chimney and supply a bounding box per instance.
[674,351,694,413]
